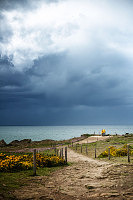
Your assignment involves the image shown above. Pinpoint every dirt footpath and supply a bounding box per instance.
[14,137,133,200]
[74,136,111,144]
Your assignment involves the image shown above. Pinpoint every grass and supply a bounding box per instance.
[0,134,132,199]
[0,135,88,153]
[0,149,58,158]
[0,149,68,199]
[70,135,133,163]
[40,149,56,156]
[0,142,67,153]
[0,165,66,200]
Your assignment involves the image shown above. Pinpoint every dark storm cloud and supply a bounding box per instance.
[22,50,129,109]
[0,0,60,10]
[0,56,28,88]
[0,47,132,124]
[0,0,133,125]
[0,0,31,10]
[0,56,30,112]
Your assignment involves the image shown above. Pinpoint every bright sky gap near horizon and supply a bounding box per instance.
[0,0,133,125]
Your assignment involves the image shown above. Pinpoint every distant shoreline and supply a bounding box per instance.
[0,125,132,144]
[0,134,90,149]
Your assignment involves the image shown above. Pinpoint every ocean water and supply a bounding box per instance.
[0,125,133,144]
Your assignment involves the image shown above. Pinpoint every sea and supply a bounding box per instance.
[0,125,133,144]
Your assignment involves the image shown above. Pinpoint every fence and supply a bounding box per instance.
[69,142,133,163]
[32,142,132,175]
[33,146,68,175]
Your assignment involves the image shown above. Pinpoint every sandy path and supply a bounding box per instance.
[74,136,111,144]
[14,137,133,200]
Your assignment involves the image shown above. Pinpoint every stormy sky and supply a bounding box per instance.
[0,0,133,125]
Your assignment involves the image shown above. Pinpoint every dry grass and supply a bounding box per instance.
[70,135,133,164]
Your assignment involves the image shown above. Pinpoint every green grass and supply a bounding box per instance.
[0,135,88,154]
[0,148,58,158]
[98,155,133,163]
[0,139,75,153]
[70,135,133,163]
[40,149,56,156]
[0,166,65,200]
[0,135,132,199]
[0,151,68,199]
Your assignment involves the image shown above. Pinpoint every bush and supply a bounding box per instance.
[0,153,65,172]
[98,144,132,158]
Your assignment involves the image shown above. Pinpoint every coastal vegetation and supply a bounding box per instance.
[0,134,133,199]
[0,152,67,199]
[0,165,66,200]
[70,134,133,163]
[0,153,65,172]
[98,144,133,158]
[0,134,88,152]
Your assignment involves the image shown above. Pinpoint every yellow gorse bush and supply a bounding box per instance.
[0,153,65,172]
[98,144,132,158]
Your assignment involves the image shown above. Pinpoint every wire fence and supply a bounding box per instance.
[32,140,133,175]
[32,147,68,175]
[69,142,133,164]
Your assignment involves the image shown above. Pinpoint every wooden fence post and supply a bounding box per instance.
[60,149,62,157]
[54,147,56,155]
[65,147,67,163]
[108,147,110,160]
[127,145,130,163]
[95,146,96,158]
[86,146,88,155]
[33,149,36,176]
[81,144,82,153]
[57,149,59,156]
[61,148,63,158]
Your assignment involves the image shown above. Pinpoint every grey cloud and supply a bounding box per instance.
[0,44,131,113]
[0,0,133,125]
[0,56,28,88]
[0,0,60,11]
[0,0,34,11]
[23,49,129,109]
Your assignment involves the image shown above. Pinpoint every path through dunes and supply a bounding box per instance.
[14,146,133,200]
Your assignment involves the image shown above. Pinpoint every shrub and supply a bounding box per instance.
[98,144,132,158]
[0,153,65,172]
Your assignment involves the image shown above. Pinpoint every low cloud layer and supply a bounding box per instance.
[0,0,133,125]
